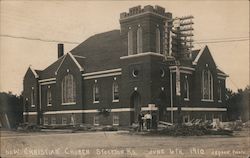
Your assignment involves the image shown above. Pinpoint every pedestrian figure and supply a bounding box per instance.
[138,112,144,132]
[71,113,75,127]
[145,111,152,131]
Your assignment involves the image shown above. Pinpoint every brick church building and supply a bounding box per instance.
[23,5,228,126]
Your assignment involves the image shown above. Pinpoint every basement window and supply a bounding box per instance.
[94,116,99,126]
[113,115,119,126]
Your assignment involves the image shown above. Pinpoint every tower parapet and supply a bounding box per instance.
[120,5,172,20]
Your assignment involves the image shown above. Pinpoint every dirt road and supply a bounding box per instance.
[1,129,249,158]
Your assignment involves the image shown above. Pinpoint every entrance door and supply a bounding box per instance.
[158,92,167,121]
[130,92,141,123]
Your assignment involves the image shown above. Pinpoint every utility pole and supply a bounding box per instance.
[170,15,194,125]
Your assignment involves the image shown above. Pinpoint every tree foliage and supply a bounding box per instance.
[0,92,23,128]
[226,86,250,122]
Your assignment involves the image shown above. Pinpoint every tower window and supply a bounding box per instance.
[137,27,142,53]
[156,28,161,53]
[202,69,213,100]
[128,29,133,55]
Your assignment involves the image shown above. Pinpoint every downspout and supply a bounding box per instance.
[170,71,173,123]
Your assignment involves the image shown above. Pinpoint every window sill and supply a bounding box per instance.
[112,100,119,103]
[47,104,52,107]
[93,101,100,104]
[113,124,119,126]
[31,105,35,108]
[61,102,76,105]
[184,98,190,101]
[201,99,214,102]
[218,100,222,103]
[94,124,99,126]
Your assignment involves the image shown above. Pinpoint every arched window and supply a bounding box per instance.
[128,29,133,55]
[93,83,100,103]
[184,77,189,100]
[156,28,161,53]
[113,82,119,102]
[202,69,213,100]
[137,27,142,53]
[62,74,76,104]
[218,81,222,102]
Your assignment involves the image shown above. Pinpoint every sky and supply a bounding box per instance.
[0,0,249,95]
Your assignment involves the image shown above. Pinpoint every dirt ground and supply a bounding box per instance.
[1,128,249,158]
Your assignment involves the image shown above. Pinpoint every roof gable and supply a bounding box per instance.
[192,45,216,67]
[24,66,39,79]
[55,52,84,75]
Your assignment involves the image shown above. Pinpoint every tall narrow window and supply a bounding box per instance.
[184,77,189,100]
[156,28,161,53]
[128,29,133,55]
[113,82,119,102]
[47,86,52,106]
[218,81,222,102]
[62,74,76,104]
[137,27,142,53]
[202,69,213,100]
[93,83,100,103]
[31,87,35,107]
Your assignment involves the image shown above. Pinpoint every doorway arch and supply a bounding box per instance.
[130,91,141,123]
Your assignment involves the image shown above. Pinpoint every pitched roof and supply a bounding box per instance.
[70,30,127,73]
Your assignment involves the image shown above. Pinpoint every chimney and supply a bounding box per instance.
[58,43,64,58]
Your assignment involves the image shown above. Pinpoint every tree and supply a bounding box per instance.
[0,92,23,128]
[226,86,250,122]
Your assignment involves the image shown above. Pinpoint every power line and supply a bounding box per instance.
[0,33,249,44]
[194,38,249,44]
[0,34,80,44]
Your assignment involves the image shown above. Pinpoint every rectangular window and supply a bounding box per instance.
[113,82,119,102]
[94,115,99,125]
[184,77,189,101]
[93,84,100,103]
[47,87,52,106]
[62,117,67,125]
[113,115,119,126]
[31,88,35,107]
[43,117,49,125]
[51,117,56,125]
